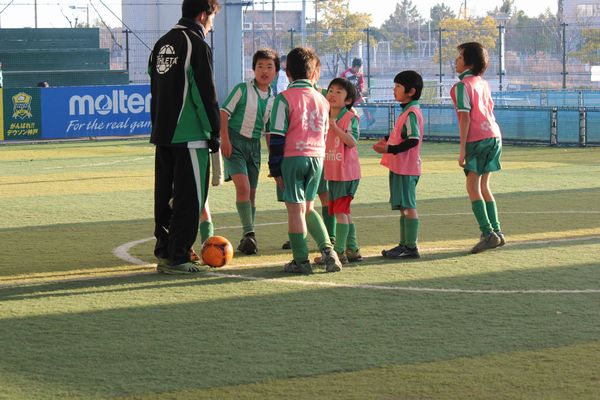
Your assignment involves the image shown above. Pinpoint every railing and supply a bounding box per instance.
[354,103,600,146]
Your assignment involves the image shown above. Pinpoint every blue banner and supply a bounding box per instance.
[41,85,151,139]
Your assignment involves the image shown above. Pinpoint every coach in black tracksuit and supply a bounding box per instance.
[149,0,221,273]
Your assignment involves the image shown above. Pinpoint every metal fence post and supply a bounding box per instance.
[579,107,586,147]
[498,24,505,91]
[561,23,568,90]
[550,107,558,145]
[124,29,130,73]
[437,27,443,97]
[366,27,371,99]
[289,28,295,49]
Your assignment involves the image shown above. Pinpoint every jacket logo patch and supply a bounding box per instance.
[156,45,178,74]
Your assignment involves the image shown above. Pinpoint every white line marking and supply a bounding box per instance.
[112,237,154,265]
[108,217,600,294]
[43,157,151,170]
[205,271,600,294]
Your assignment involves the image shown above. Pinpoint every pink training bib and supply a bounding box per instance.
[324,110,361,181]
[381,105,423,176]
[450,75,501,142]
[281,88,330,157]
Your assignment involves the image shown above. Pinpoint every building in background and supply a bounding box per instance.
[563,0,600,24]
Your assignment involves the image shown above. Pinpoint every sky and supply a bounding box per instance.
[0,0,554,29]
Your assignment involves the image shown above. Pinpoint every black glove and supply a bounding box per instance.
[207,137,220,153]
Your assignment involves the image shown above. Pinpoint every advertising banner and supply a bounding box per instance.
[41,85,151,139]
[2,88,42,141]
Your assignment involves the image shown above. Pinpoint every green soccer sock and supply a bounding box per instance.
[334,223,349,254]
[252,206,257,226]
[346,223,359,251]
[405,218,420,249]
[322,206,337,241]
[485,201,501,232]
[400,215,407,245]
[306,210,331,251]
[236,201,254,235]
[199,220,214,243]
[472,200,493,235]
[289,232,309,263]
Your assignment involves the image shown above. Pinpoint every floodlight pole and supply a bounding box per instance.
[34,0,38,28]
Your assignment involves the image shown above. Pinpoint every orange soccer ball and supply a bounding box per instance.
[201,236,234,268]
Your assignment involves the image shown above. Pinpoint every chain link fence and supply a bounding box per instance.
[104,22,600,95]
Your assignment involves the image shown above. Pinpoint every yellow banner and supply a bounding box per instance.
[0,88,4,141]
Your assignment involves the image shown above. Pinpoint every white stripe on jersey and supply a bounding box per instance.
[222,86,243,115]
[459,85,471,111]
[239,81,259,138]
[273,100,287,133]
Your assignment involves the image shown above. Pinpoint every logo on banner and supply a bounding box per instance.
[12,92,33,119]
[156,45,178,74]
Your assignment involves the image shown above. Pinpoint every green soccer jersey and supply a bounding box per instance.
[221,79,272,139]
[336,107,360,143]
[400,100,421,140]
[269,79,316,135]
[453,70,475,112]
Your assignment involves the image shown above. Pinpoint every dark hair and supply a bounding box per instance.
[327,77,357,109]
[286,47,319,81]
[182,0,220,18]
[252,48,280,72]
[351,57,362,68]
[37,81,49,88]
[457,42,488,76]
[393,70,423,101]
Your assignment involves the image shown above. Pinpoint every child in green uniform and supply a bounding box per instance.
[220,49,279,255]
[268,47,343,274]
[373,71,424,259]
[450,42,504,253]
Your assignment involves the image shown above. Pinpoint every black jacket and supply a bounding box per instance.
[148,18,220,146]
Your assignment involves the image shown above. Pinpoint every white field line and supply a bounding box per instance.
[43,156,151,170]
[3,211,598,293]
[108,212,600,294]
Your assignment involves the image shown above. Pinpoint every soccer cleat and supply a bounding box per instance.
[237,232,258,255]
[396,247,421,259]
[281,240,291,250]
[495,230,506,247]
[283,259,313,274]
[470,232,501,254]
[382,244,406,258]
[321,247,343,272]
[345,248,363,262]
[314,251,349,266]
[157,261,208,274]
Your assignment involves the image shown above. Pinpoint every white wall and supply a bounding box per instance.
[122,0,243,102]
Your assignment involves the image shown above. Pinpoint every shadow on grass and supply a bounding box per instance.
[0,260,599,398]
[1,187,599,278]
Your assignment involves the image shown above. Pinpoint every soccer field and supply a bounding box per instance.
[1,139,599,399]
